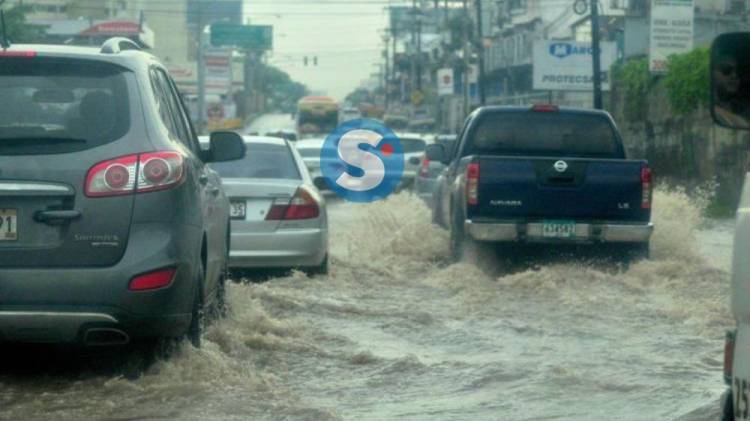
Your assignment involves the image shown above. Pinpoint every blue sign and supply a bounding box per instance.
[321,119,404,203]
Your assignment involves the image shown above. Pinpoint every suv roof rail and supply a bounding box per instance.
[100,37,141,54]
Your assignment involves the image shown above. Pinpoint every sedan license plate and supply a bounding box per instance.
[542,220,576,239]
[0,209,18,241]
[230,201,246,220]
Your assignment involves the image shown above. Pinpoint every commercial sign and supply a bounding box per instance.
[437,68,454,96]
[532,40,617,91]
[203,48,233,95]
[649,0,694,73]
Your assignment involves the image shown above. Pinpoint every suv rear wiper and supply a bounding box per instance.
[0,137,88,146]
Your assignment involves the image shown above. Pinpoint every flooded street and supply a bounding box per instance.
[0,188,737,420]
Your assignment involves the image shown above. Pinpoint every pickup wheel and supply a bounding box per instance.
[450,216,481,263]
[615,243,650,267]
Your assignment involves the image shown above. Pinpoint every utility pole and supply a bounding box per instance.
[197,16,206,132]
[416,16,422,91]
[462,0,469,116]
[411,0,418,99]
[475,0,486,106]
[590,0,603,110]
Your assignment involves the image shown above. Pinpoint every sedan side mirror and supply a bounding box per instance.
[711,32,750,130]
[425,144,448,164]
[206,131,246,163]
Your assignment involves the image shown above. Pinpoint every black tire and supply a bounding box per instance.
[621,243,650,264]
[305,254,329,277]
[187,261,205,348]
[722,389,734,421]
[450,216,480,263]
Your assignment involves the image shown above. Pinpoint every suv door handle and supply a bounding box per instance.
[34,210,81,224]
[199,174,209,185]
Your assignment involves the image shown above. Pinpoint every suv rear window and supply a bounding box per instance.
[211,143,301,180]
[0,58,130,155]
[468,112,623,159]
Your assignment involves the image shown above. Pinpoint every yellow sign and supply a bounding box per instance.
[411,90,424,106]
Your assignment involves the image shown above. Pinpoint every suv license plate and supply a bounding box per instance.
[0,209,18,241]
[230,201,247,220]
[542,220,576,239]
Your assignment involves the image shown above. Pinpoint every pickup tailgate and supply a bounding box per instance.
[472,156,650,222]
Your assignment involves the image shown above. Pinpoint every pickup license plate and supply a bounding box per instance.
[542,220,576,239]
[230,201,246,220]
[0,209,18,241]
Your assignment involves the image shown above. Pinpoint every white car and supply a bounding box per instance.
[294,138,330,192]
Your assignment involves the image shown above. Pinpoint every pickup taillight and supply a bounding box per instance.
[726,330,736,385]
[466,162,480,206]
[641,166,653,209]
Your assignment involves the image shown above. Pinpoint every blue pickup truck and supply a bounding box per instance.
[427,105,654,262]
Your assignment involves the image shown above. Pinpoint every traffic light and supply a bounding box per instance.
[304,56,308,66]
[313,56,318,66]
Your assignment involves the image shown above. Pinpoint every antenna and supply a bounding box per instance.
[0,0,9,50]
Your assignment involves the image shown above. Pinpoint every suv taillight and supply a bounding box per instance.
[266,186,320,221]
[419,157,430,177]
[641,166,653,209]
[85,152,185,198]
[466,162,480,206]
[725,330,736,385]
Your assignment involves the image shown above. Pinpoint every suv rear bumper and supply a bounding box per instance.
[465,220,653,243]
[0,223,200,344]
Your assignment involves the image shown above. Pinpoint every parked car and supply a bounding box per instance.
[0,39,245,348]
[201,136,329,276]
[429,105,653,262]
[413,134,457,209]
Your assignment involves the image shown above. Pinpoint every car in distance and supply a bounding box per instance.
[202,136,329,276]
[294,138,331,192]
[413,134,457,209]
[0,39,245,348]
[430,105,653,263]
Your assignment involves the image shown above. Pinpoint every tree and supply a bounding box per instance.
[2,5,45,43]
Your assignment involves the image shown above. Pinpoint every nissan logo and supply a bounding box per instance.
[554,160,569,173]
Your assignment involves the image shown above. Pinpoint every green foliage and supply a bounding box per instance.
[612,57,653,120]
[663,47,710,115]
[2,6,45,43]
[257,64,308,113]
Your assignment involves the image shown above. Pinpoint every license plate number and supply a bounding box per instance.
[0,209,18,241]
[230,202,246,220]
[542,220,576,238]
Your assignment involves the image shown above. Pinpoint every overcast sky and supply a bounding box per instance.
[246,1,398,100]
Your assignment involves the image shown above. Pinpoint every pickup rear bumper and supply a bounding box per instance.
[465,220,653,244]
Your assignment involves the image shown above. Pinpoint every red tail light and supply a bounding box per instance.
[266,186,321,221]
[725,330,736,385]
[466,162,480,206]
[129,268,176,291]
[419,157,430,177]
[0,51,37,57]
[532,104,559,113]
[85,152,185,198]
[641,166,653,209]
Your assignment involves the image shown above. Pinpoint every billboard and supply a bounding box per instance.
[437,68,454,96]
[187,0,243,27]
[649,0,694,73]
[203,48,233,95]
[533,41,617,91]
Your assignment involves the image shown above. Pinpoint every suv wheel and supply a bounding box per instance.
[306,254,329,277]
[187,261,205,348]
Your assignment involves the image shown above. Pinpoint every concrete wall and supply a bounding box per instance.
[609,81,750,210]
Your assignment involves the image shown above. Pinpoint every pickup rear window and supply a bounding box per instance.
[0,58,130,155]
[467,112,623,159]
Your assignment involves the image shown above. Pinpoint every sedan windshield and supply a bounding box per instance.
[210,143,301,180]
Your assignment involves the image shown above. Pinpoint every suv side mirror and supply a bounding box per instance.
[711,33,750,130]
[207,131,245,163]
[426,144,449,164]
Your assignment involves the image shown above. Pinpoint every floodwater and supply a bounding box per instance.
[0,188,736,421]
